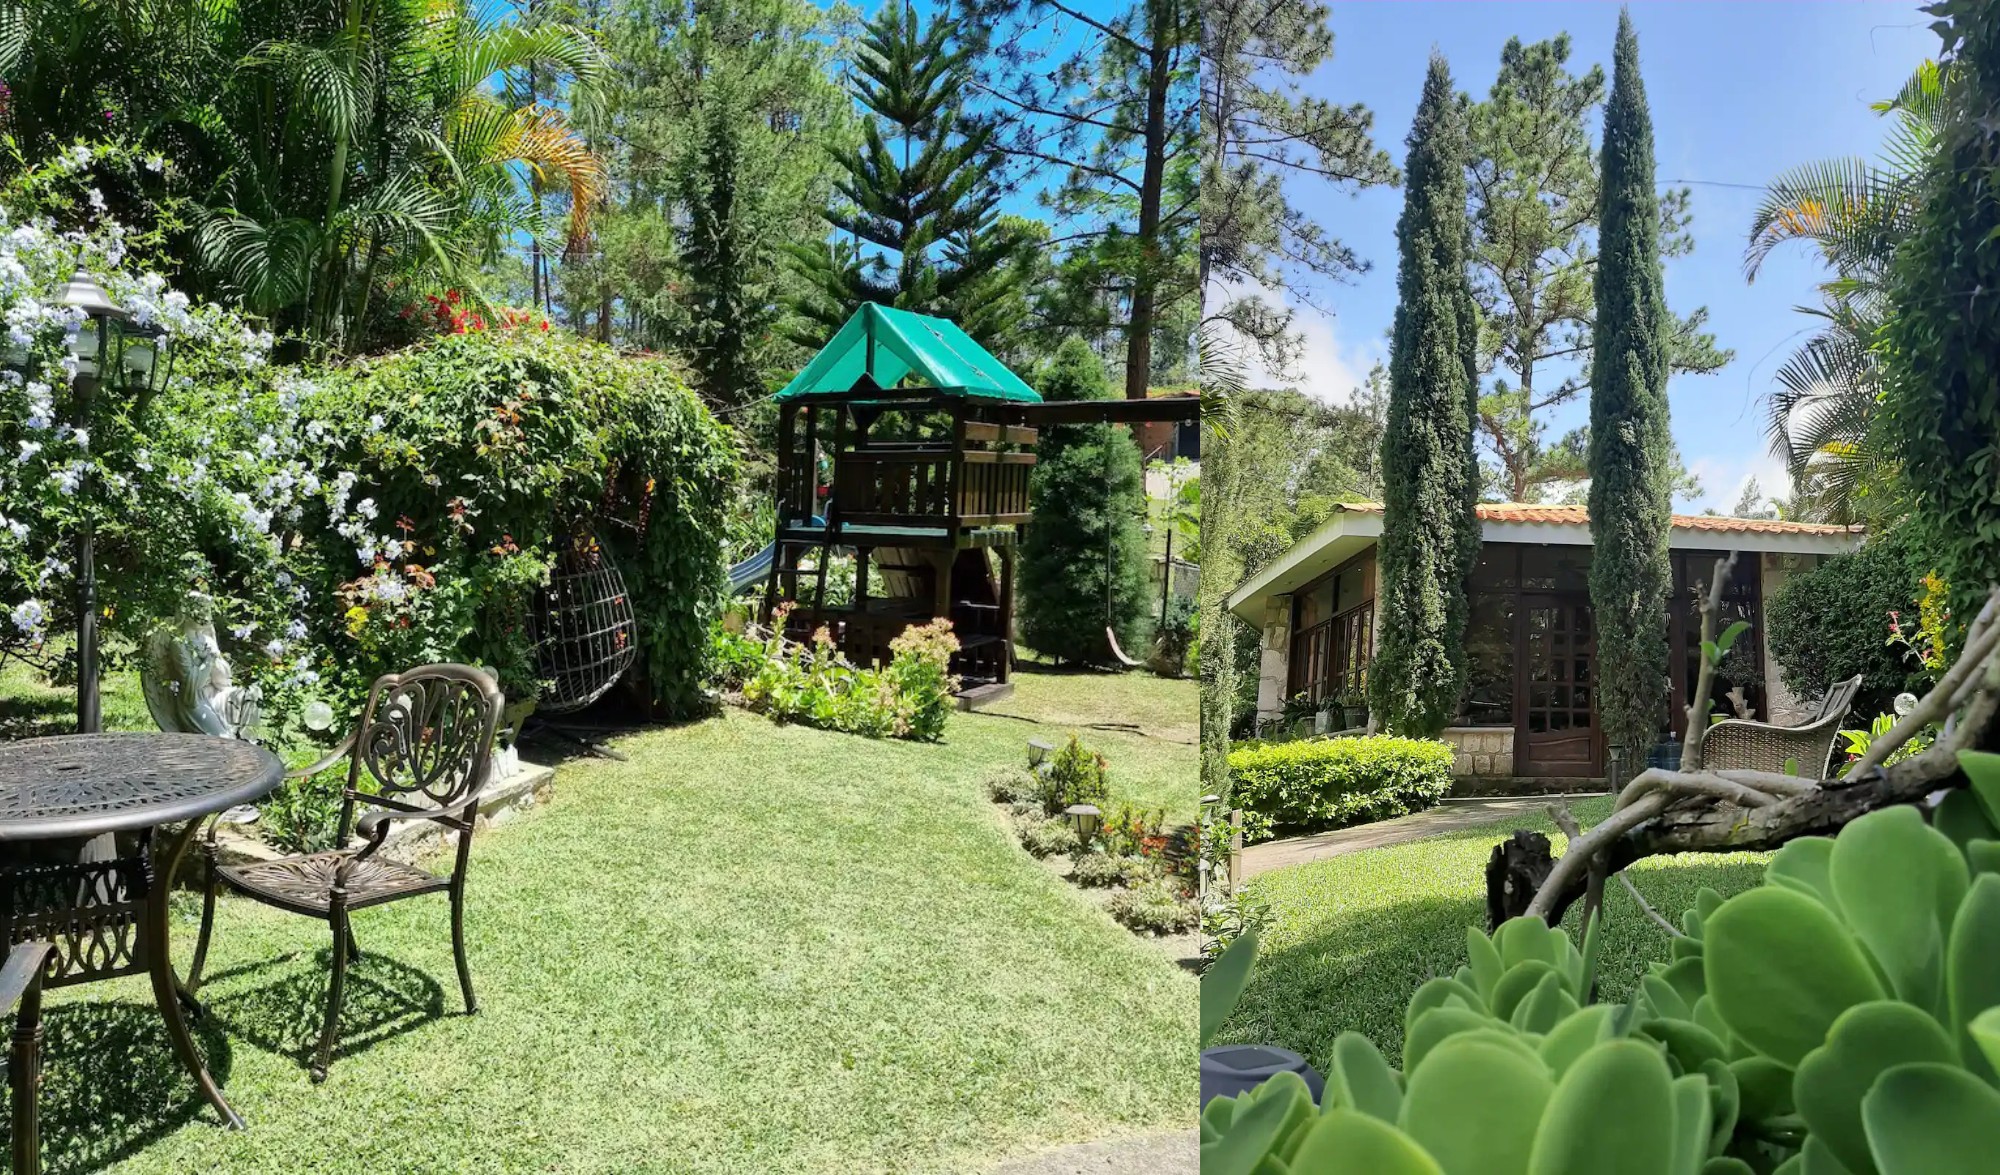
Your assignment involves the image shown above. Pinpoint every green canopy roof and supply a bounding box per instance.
[774,304,1041,404]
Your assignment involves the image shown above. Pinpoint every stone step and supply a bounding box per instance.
[209,760,558,869]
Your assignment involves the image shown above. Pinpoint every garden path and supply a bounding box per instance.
[1241,795,1606,878]
[984,1130,1197,1175]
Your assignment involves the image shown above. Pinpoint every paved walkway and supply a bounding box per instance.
[1242,796,1605,878]
[986,1133,1196,1175]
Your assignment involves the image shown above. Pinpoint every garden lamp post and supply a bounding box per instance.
[51,270,172,733]
[1064,803,1101,848]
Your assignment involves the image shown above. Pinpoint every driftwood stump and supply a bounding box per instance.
[1485,831,1555,931]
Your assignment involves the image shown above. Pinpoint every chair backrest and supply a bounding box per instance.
[1811,674,1866,725]
[345,664,505,817]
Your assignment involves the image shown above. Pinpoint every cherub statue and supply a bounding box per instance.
[140,592,262,739]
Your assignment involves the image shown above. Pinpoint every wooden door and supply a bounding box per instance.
[1516,595,1601,777]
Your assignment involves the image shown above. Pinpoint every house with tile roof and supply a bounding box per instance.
[1225,502,1866,784]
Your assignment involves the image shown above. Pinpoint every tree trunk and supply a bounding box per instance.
[1124,0,1171,400]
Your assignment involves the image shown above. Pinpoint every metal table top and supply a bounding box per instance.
[0,733,285,842]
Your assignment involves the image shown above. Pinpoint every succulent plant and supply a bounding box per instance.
[1199,749,2000,1174]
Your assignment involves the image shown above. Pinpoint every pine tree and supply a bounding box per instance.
[681,76,762,407]
[1369,54,1481,737]
[1018,338,1151,667]
[788,4,1029,349]
[1587,11,1674,772]
[1466,34,1729,502]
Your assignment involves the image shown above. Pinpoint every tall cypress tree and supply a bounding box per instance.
[787,3,1029,349]
[1370,55,1481,737]
[1587,11,1674,771]
[1018,338,1151,667]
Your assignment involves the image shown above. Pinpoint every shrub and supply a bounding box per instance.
[1037,733,1110,815]
[1017,814,1081,858]
[1108,879,1197,935]
[1767,523,1935,716]
[707,622,766,691]
[1880,0,2000,643]
[1838,711,1934,769]
[1199,888,1271,967]
[1201,753,2000,1174]
[304,328,735,716]
[1226,735,1454,841]
[1102,803,1172,861]
[1070,851,1130,888]
[881,619,959,741]
[259,770,347,853]
[1149,594,1195,678]
[738,613,959,741]
[1018,338,1150,667]
[986,770,1039,806]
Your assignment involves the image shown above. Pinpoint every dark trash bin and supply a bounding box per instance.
[1199,1044,1324,1107]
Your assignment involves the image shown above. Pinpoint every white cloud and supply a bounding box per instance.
[1211,279,1384,405]
[1682,451,1794,514]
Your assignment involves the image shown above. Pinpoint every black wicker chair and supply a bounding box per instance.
[2,940,52,1174]
[186,664,504,1082]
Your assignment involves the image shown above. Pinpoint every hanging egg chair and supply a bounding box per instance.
[527,532,638,715]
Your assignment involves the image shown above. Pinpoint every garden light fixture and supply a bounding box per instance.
[1027,739,1053,767]
[52,269,174,732]
[1064,803,1101,845]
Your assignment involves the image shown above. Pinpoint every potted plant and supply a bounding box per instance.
[1336,680,1368,731]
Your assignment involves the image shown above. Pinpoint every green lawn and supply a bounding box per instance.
[1211,796,1770,1070]
[978,665,1198,820]
[0,664,1197,1174]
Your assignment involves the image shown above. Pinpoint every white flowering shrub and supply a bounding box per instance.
[0,205,337,721]
[2,204,736,853]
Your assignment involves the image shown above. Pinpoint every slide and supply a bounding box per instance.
[728,542,777,596]
[728,514,829,596]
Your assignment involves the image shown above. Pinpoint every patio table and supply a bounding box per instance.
[0,733,284,1130]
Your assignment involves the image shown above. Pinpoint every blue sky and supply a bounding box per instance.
[1247,1,1936,511]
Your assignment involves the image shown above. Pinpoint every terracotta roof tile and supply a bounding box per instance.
[1334,501,1862,537]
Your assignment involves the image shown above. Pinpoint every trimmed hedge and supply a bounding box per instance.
[1227,735,1455,842]
[1766,524,1933,718]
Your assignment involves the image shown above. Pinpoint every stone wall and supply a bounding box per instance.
[1441,726,1515,777]
[1255,597,1291,719]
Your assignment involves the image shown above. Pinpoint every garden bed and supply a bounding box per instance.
[211,758,558,868]
[986,732,1202,966]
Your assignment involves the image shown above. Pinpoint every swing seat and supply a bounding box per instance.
[1105,627,1147,669]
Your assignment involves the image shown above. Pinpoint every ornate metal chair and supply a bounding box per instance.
[1703,674,1864,778]
[185,664,504,1082]
[3,940,52,1174]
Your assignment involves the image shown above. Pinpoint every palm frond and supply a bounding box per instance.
[195,211,322,315]
[1744,158,1879,279]
[489,104,605,247]
[0,3,30,75]
[448,20,605,100]
[237,37,368,144]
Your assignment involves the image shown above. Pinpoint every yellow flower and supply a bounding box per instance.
[344,606,370,637]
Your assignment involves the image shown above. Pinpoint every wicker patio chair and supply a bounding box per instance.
[2,940,52,1175]
[185,664,504,1082]
[1703,674,1864,778]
